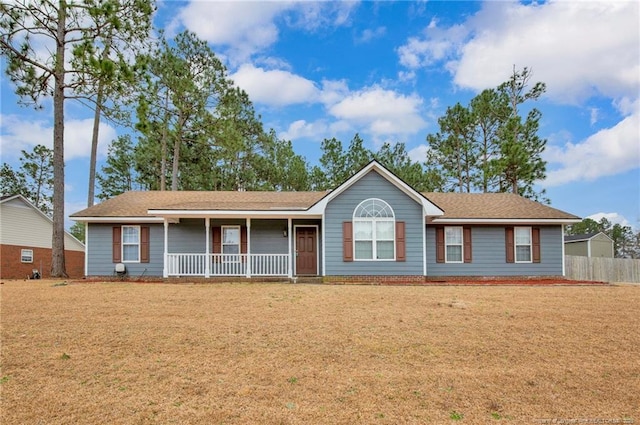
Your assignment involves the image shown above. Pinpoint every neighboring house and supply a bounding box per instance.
[564,232,614,258]
[0,195,85,279]
[70,161,580,282]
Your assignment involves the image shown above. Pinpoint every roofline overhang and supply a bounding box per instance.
[430,218,582,225]
[71,216,166,223]
[147,209,323,219]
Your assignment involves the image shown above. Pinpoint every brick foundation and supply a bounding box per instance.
[0,244,85,279]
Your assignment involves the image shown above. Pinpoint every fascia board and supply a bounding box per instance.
[147,210,322,219]
[430,218,582,225]
[71,216,165,223]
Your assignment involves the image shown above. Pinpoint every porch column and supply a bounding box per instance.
[287,218,293,278]
[245,218,251,278]
[163,218,169,278]
[205,218,210,278]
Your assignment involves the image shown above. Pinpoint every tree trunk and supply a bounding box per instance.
[87,84,103,206]
[51,0,67,278]
[160,89,168,191]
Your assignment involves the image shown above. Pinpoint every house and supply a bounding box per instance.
[0,195,85,279]
[564,232,614,258]
[70,161,580,282]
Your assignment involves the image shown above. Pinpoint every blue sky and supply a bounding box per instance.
[1,0,639,230]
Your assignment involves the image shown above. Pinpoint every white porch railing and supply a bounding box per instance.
[166,253,289,277]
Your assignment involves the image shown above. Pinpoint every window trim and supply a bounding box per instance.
[221,225,241,262]
[514,226,533,263]
[121,225,141,263]
[444,226,464,264]
[21,249,33,263]
[352,198,396,261]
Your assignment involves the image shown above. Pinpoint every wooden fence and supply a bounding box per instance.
[565,255,640,283]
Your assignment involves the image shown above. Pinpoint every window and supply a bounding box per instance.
[515,227,532,263]
[122,226,140,262]
[21,249,33,263]
[353,198,395,260]
[445,227,463,263]
[222,226,240,260]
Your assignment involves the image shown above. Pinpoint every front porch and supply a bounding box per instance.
[161,217,321,278]
[166,253,289,277]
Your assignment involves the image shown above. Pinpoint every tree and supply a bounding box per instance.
[375,142,435,191]
[1,0,154,276]
[0,145,53,215]
[254,130,310,191]
[69,221,85,244]
[311,134,373,190]
[97,134,138,200]
[136,31,230,191]
[469,89,509,192]
[426,103,476,192]
[75,0,154,207]
[566,218,603,236]
[495,66,547,201]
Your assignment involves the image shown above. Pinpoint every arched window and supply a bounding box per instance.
[353,198,395,260]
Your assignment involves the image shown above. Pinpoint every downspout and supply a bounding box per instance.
[561,225,566,277]
[205,218,210,278]
[321,211,326,277]
[287,218,293,278]
[246,218,251,278]
[163,218,169,278]
[84,222,89,277]
[423,213,427,277]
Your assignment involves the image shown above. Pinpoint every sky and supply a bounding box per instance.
[1,0,639,231]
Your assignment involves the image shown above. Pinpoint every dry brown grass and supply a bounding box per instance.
[1,280,638,424]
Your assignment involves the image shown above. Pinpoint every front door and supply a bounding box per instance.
[295,227,317,275]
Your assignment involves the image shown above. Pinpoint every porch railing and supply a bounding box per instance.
[166,253,289,277]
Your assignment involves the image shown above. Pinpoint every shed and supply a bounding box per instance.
[564,232,614,258]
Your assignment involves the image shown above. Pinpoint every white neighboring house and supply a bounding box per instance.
[0,195,85,279]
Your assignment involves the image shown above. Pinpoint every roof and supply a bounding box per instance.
[565,232,613,243]
[71,189,579,223]
[71,191,329,218]
[423,192,580,221]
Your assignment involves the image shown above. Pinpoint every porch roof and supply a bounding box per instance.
[71,190,329,219]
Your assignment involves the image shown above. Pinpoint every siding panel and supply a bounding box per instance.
[87,224,164,276]
[324,170,424,275]
[426,225,564,276]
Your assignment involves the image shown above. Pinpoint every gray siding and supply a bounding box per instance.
[324,170,424,275]
[426,225,564,276]
[87,219,303,276]
[87,223,164,276]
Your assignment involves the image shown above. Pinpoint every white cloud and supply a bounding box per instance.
[281,119,328,141]
[408,144,430,163]
[170,2,288,63]
[230,64,320,106]
[587,212,632,228]
[329,86,426,136]
[0,114,116,161]
[356,26,386,44]
[457,1,639,104]
[398,1,639,104]
[543,105,640,186]
[172,1,357,63]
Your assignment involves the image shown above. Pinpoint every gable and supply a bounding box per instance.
[0,196,85,252]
